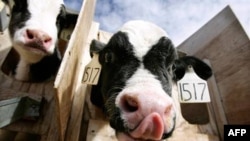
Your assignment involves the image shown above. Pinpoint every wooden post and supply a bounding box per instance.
[54,0,97,140]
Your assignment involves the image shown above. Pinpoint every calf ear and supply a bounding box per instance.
[12,0,28,11]
[90,39,106,53]
[173,56,212,81]
[57,4,67,33]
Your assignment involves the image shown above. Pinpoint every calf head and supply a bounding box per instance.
[7,0,66,62]
[4,0,66,81]
[9,0,64,63]
[90,20,212,141]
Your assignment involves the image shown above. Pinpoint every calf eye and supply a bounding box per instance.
[105,52,114,63]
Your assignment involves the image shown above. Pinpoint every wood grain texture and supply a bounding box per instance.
[53,0,97,140]
[64,22,99,141]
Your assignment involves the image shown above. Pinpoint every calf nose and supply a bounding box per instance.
[25,29,52,49]
[120,92,173,140]
[121,94,173,117]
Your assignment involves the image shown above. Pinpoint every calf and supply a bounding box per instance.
[3,0,66,82]
[90,20,213,141]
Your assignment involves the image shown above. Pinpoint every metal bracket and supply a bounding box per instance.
[0,96,43,128]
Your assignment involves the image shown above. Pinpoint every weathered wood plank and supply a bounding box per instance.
[0,96,42,128]
[98,30,112,43]
[177,6,238,55]
[2,82,55,135]
[0,29,11,66]
[65,21,100,141]
[53,0,97,140]
[205,67,227,140]
[87,119,117,141]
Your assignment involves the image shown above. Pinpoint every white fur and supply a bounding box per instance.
[120,20,168,61]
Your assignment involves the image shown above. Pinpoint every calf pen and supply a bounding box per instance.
[0,0,249,141]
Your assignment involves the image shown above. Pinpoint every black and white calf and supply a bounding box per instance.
[90,20,212,141]
[3,0,66,82]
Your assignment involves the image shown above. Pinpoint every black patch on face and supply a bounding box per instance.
[143,37,177,95]
[29,49,61,82]
[9,0,30,38]
[173,56,212,81]
[91,31,141,132]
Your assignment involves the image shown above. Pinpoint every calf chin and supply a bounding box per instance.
[13,47,61,82]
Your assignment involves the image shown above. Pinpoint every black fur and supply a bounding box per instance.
[8,0,30,38]
[56,4,67,37]
[173,56,212,81]
[28,49,61,82]
[143,37,177,95]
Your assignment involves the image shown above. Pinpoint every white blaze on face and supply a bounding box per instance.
[120,20,169,60]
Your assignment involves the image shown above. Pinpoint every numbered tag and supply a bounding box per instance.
[82,53,102,85]
[177,66,210,103]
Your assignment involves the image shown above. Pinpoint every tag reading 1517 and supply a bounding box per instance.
[82,53,102,85]
[177,66,210,103]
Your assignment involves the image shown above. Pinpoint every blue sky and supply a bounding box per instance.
[64,0,250,46]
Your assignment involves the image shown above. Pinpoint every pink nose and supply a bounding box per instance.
[25,29,52,49]
[120,92,173,140]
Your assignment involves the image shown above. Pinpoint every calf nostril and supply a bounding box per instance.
[44,37,52,44]
[27,29,34,39]
[122,96,138,112]
[25,29,52,48]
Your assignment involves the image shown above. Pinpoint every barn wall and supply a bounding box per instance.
[177,5,250,139]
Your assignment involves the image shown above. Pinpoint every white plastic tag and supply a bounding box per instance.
[177,66,210,103]
[82,53,102,85]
